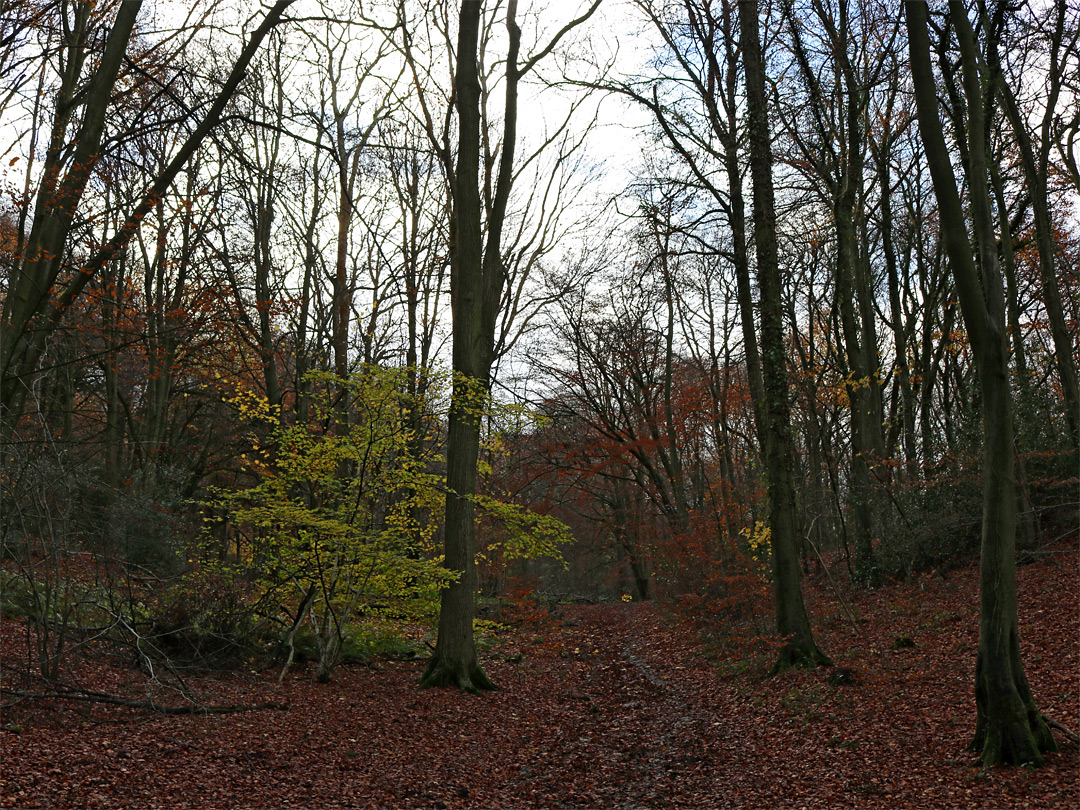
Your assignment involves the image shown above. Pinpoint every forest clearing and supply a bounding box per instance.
[1,535,1076,809]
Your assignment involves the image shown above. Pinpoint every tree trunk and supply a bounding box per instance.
[782,0,880,580]
[102,247,126,490]
[422,0,599,691]
[739,0,829,674]
[654,212,691,527]
[907,1,1055,766]
[988,160,1028,384]
[332,146,354,429]
[876,130,918,479]
[988,155,1037,549]
[1,1,141,431]
[720,43,766,440]
[420,0,500,694]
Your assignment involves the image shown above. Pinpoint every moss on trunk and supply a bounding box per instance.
[970,634,1056,765]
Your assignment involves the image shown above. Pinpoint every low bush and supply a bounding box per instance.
[140,571,266,668]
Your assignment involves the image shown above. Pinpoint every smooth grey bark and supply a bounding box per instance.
[906,0,1055,767]
[739,0,829,674]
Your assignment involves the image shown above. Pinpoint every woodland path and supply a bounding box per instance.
[2,548,1078,809]
[3,604,804,809]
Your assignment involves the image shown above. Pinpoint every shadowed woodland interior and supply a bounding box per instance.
[1,0,1078,801]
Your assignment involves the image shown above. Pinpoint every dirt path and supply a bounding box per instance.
[2,555,1078,809]
[0,604,762,809]
[500,604,739,807]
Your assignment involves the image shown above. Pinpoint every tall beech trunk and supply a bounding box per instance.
[419,0,510,694]
[876,127,918,479]
[988,156,1037,549]
[907,1,1054,766]
[422,0,600,693]
[739,0,829,675]
[102,253,125,490]
[655,218,690,528]
[988,160,1028,385]
[717,3,766,442]
[332,146,355,422]
[835,84,880,578]
[295,146,324,428]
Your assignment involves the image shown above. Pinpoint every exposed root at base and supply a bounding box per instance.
[768,641,832,677]
[970,715,1056,767]
[419,657,498,695]
[1045,716,1080,747]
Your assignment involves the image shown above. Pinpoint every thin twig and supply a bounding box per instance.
[805,529,861,634]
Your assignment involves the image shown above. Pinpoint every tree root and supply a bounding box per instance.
[419,656,498,695]
[1045,716,1080,747]
[970,711,1056,767]
[768,640,831,677]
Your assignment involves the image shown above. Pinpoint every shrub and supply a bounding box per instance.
[658,516,773,660]
[140,571,266,668]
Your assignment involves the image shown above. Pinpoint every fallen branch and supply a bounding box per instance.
[0,686,288,715]
[1046,715,1080,747]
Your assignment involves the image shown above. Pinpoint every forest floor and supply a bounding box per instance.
[1,537,1077,809]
